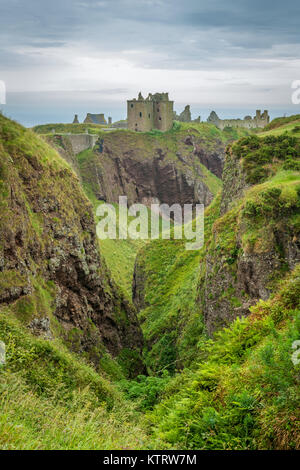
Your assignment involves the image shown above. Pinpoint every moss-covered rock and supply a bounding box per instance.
[0,115,144,377]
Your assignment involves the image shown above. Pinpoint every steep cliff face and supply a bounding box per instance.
[200,134,300,334]
[45,124,227,210]
[0,115,144,376]
[44,134,82,176]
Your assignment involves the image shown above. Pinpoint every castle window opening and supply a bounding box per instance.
[139,112,142,117]
[148,114,151,118]
[131,104,134,108]
[159,117,161,120]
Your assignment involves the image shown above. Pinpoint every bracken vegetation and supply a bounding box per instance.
[0,114,299,449]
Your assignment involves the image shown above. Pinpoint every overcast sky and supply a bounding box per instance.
[0,0,300,126]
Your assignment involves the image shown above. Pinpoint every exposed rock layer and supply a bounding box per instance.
[201,145,300,334]
[0,116,144,375]
[48,129,224,209]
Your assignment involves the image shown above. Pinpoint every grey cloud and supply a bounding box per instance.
[0,0,300,124]
[1,0,299,49]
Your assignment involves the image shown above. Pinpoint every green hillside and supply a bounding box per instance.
[133,118,300,448]
[149,266,300,449]
[0,114,299,450]
[133,196,221,373]
[0,313,153,450]
[0,115,153,449]
[261,114,300,133]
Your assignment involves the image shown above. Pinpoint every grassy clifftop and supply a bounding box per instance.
[260,114,300,134]
[33,122,108,135]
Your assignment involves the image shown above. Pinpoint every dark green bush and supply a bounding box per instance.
[119,371,170,410]
[233,135,300,184]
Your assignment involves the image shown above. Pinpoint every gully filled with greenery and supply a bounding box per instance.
[0,115,299,449]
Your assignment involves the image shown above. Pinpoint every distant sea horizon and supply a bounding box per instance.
[1,91,299,128]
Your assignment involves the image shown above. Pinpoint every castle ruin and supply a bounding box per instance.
[127,92,174,132]
[207,110,270,130]
[72,113,110,125]
[174,104,201,123]
[84,113,107,125]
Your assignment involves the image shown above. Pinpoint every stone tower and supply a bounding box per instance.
[73,114,79,124]
[127,92,174,132]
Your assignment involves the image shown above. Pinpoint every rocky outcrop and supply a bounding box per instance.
[132,255,147,312]
[219,145,249,215]
[0,115,144,376]
[96,151,214,208]
[201,141,300,335]
[202,248,286,336]
[185,134,224,179]
[132,133,300,344]
[53,129,224,210]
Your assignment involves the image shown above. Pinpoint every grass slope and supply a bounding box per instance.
[1,114,298,450]
[261,114,300,133]
[0,313,155,449]
[136,118,300,449]
[0,115,155,449]
[149,266,300,449]
[135,195,221,373]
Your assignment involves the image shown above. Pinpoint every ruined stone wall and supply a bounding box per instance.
[111,120,128,129]
[174,105,201,123]
[127,100,153,132]
[208,110,270,130]
[153,100,174,132]
[217,117,269,130]
[66,134,98,154]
